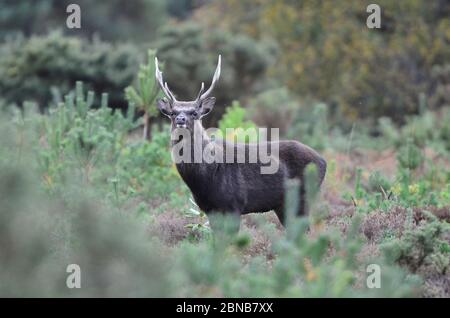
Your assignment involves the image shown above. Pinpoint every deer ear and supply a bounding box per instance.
[157,98,172,118]
[199,97,215,118]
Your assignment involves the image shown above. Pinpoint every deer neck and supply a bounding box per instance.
[171,120,215,195]
[192,120,210,146]
[171,120,212,164]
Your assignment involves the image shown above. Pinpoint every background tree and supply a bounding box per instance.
[125,50,161,140]
[0,32,142,109]
[196,0,450,126]
[0,0,167,42]
[154,22,275,125]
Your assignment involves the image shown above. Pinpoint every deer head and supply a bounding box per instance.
[155,55,221,132]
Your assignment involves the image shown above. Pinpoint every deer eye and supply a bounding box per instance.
[192,111,198,117]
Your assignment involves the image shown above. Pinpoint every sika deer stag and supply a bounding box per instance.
[155,55,326,226]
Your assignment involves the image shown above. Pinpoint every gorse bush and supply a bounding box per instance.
[247,87,298,136]
[380,209,450,297]
[0,32,141,110]
[0,104,171,297]
[377,106,450,152]
[0,165,171,297]
[199,0,450,124]
[383,210,450,276]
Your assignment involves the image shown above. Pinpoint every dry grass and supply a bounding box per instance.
[148,211,195,246]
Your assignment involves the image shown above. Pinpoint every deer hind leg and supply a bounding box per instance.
[275,191,307,226]
[298,176,309,217]
[275,175,310,227]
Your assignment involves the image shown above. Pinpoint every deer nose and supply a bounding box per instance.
[175,115,186,125]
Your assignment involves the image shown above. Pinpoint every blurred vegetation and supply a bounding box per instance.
[0,32,142,109]
[0,0,449,298]
[0,81,448,297]
[0,0,167,41]
[197,0,450,126]
[1,86,439,296]
[1,0,448,128]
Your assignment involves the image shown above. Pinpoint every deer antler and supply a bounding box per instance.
[195,82,205,101]
[155,57,177,102]
[196,55,221,102]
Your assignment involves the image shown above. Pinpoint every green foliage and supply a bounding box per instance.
[24,81,182,203]
[199,0,450,124]
[184,197,212,242]
[125,49,160,117]
[125,49,162,139]
[382,210,450,276]
[338,104,450,214]
[248,87,298,136]
[348,172,447,214]
[344,151,448,213]
[377,106,450,154]
[0,32,141,109]
[1,0,449,299]
[117,129,181,200]
[429,63,450,110]
[397,139,425,171]
[287,102,329,151]
[439,108,450,151]
[368,171,392,194]
[218,101,258,143]
[1,79,448,297]
[0,100,173,296]
[0,163,171,297]
[0,0,167,41]
[173,185,419,297]
[35,82,134,191]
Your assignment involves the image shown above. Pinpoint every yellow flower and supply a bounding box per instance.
[409,184,419,194]
[390,184,402,196]
[362,171,370,180]
[312,221,325,233]
[304,258,318,282]
[43,174,53,187]
[354,198,365,207]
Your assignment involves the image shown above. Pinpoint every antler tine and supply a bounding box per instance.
[200,55,221,101]
[155,57,177,102]
[154,57,165,92]
[195,82,205,101]
[164,82,177,102]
